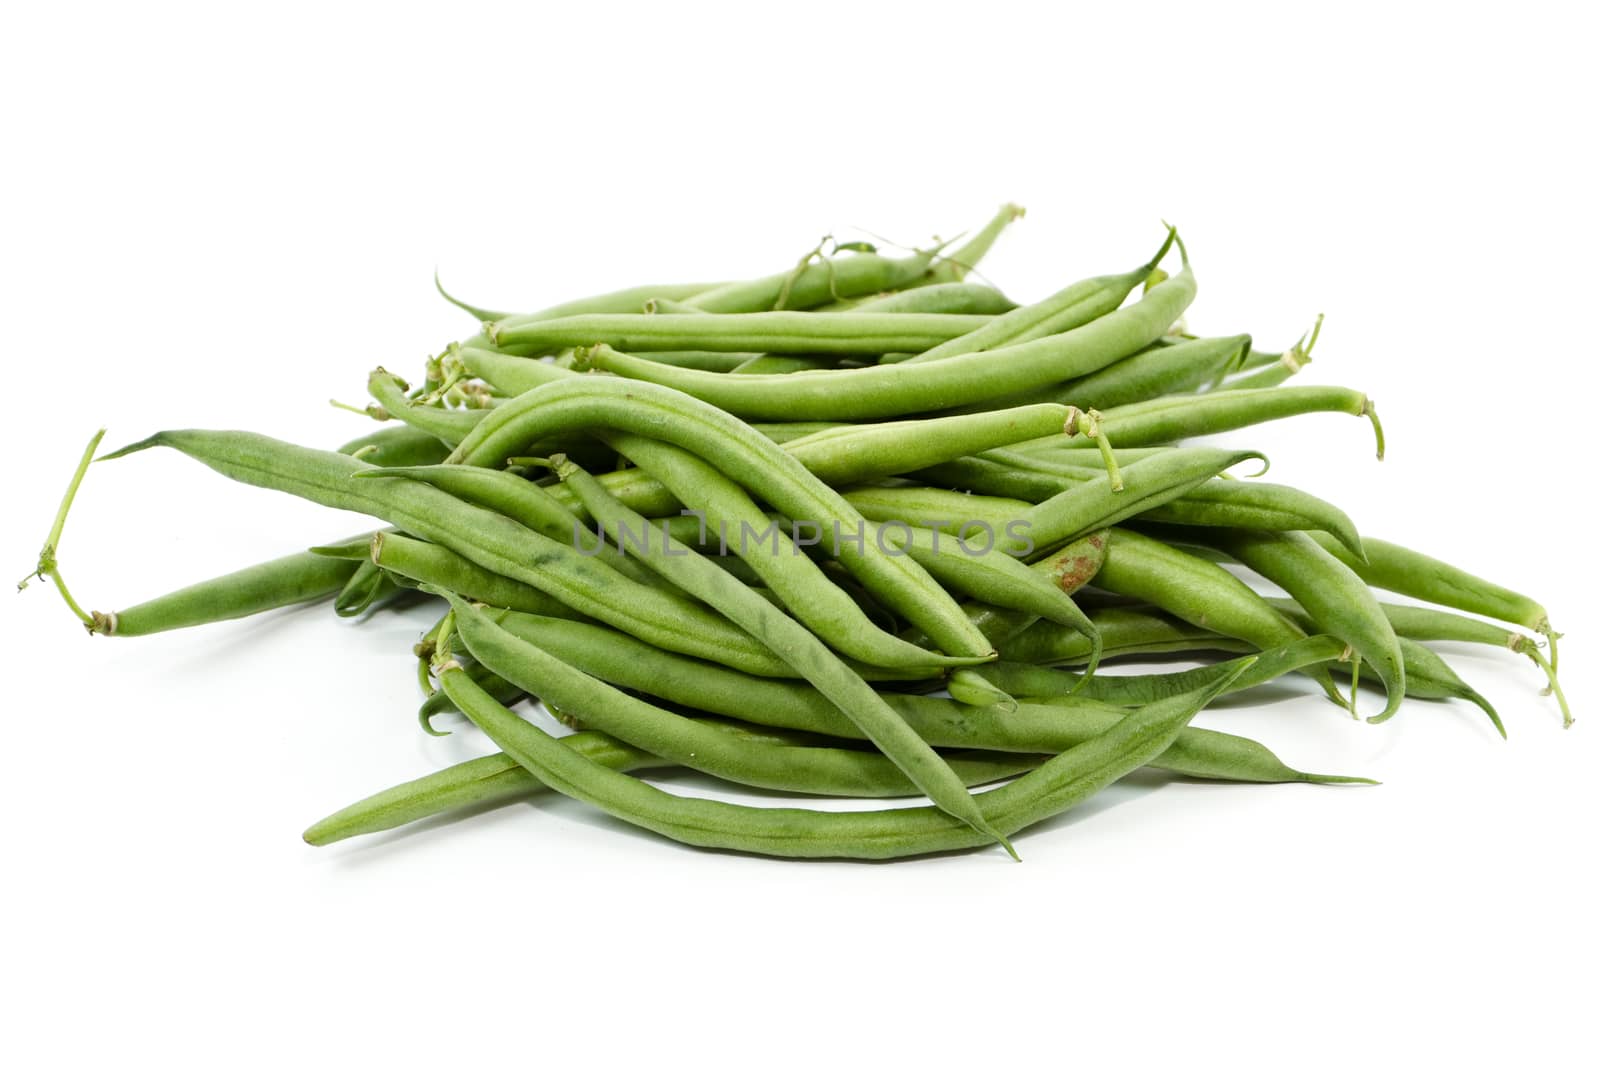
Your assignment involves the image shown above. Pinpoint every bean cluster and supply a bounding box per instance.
[25,205,1569,860]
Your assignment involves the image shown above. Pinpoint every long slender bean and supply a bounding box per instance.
[437,661,1250,859]
[1196,528,1407,723]
[490,310,992,356]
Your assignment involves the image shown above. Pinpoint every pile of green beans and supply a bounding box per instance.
[26,205,1570,863]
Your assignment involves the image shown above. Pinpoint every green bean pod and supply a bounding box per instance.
[886,228,1175,365]
[1078,386,1385,457]
[1199,529,1407,723]
[836,282,1018,315]
[304,741,667,846]
[1053,334,1251,410]
[1000,447,1265,556]
[977,635,1350,706]
[1089,528,1345,706]
[684,244,947,312]
[436,661,1249,859]
[1305,532,1557,649]
[88,546,363,637]
[491,310,991,356]
[337,424,453,468]
[366,369,486,447]
[368,532,583,618]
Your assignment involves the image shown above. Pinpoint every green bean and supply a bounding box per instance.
[879,523,1102,675]
[1197,529,1407,724]
[975,635,1350,706]
[1304,532,1558,667]
[634,350,758,371]
[910,458,1365,559]
[1052,334,1251,410]
[845,485,1027,531]
[458,346,578,395]
[101,429,827,678]
[727,354,835,374]
[366,531,584,618]
[602,431,971,671]
[684,242,949,312]
[447,596,1036,798]
[997,447,1265,557]
[437,660,1250,859]
[997,605,1253,664]
[1268,597,1566,728]
[84,544,364,637]
[490,310,991,356]
[438,277,728,324]
[1218,317,1322,392]
[1090,527,1345,706]
[1275,598,1506,735]
[449,377,994,658]
[337,424,453,468]
[549,458,1014,854]
[332,557,400,617]
[304,740,667,846]
[365,369,486,447]
[582,245,1195,420]
[837,282,1018,315]
[1073,386,1385,457]
[885,228,1176,365]
[912,202,1026,287]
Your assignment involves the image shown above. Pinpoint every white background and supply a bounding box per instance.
[4,3,1595,1063]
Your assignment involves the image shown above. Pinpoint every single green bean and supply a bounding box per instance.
[367,532,585,618]
[837,282,1018,315]
[975,635,1350,706]
[490,310,991,356]
[684,243,947,312]
[86,545,364,637]
[885,228,1175,365]
[1305,532,1558,662]
[1090,527,1345,706]
[1071,386,1384,457]
[437,660,1250,859]
[304,740,667,846]
[1197,528,1407,723]
[1053,334,1251,410]
[337,424,453,468]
